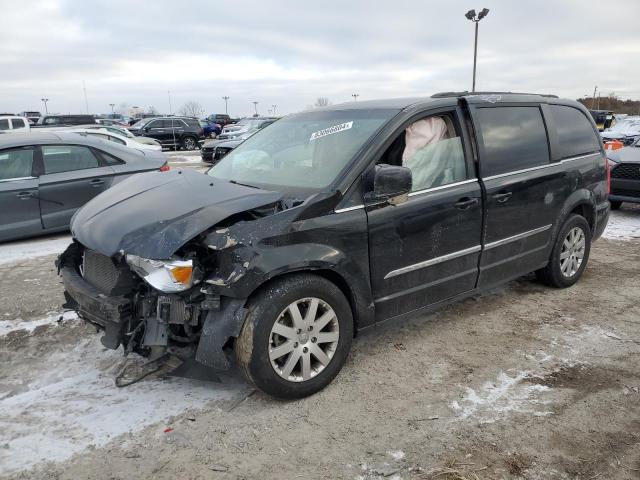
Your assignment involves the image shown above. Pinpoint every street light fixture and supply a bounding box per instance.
[41,98,49,114]
[109,103,115,114]
[465,7,490,92]
[352,93,359,102]
[222,96,230,115]
[272,104,277,115]
[252,101,259,116]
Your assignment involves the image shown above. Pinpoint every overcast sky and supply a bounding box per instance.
[2,0,639,117]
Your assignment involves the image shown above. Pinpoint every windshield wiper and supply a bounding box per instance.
[228,179,260,189]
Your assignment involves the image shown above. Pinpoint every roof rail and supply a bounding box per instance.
[431,91,558,99]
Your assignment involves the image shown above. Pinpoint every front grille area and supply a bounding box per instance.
[82,249,134,295]
[611,188,640,198]
[611,163,640,180]
[214,147,232,160]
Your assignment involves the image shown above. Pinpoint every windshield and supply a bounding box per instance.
[131,119,150,129]
[208,108,397,190]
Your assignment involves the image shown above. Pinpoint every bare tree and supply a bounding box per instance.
[314,97,331,108]
[179,100,204,117]
[146,106,158,115]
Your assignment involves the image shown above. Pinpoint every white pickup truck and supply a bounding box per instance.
[0,115,31,133]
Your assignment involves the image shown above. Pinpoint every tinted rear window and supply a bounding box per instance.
[11,118,26,128]
[549,105,600,159]
[0,119,9,130]
[476,106,549,177]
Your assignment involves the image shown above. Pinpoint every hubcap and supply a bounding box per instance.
[560,226,585,278]
[268,297,339,382]
[185,138,195,149]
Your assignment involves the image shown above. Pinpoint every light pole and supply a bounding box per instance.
[41,98,49,114]
[252,101,259,116]
[465,8,490,92]
[272,104,277,115]
[591,86,598,109]
[352,93,359,102]
[109,103,115,114]
[222,96,230,115]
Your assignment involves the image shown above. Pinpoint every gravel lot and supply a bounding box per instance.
[1,202,639,480]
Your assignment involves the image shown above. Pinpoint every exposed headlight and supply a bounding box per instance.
[126,255,200,292]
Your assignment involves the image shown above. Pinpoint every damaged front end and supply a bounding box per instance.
[57,195,297,371]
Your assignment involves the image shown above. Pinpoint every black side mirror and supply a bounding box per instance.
[367,164,412,204]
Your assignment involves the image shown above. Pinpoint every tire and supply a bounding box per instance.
[536,214,591,288]
[610,200,622,210]
[235,273,353,399]
[182,136,197,150]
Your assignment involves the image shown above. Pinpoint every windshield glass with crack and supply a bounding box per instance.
[207,108,396,189]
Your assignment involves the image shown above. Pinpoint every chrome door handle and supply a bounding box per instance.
[454,197,479,209]
[492,191,512,203]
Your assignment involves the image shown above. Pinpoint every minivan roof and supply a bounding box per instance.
[316,92,578,112]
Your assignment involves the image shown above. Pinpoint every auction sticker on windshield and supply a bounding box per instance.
[310,121,353,141]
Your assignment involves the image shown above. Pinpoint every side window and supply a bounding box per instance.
[379,114,468,192]
[146,120,161,129]
[549,105,600,159]
[0,119,9,130]
[11,119,26,129]
[0,148,34,180]
[44,117,59,125]
[476,106,549,177]
[42,145,100,174]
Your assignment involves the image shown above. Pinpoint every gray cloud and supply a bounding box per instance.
[1,0,639,116]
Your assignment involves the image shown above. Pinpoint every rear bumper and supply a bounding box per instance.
[594,201,610,241]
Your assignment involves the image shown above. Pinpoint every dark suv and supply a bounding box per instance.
[58,93,609,399]
[128,116,204,150]
[206,114,235,127]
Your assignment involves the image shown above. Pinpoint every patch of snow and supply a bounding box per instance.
[0,234,71,266]
[387,450,405,461]
[0,332,249,474]
[602,209,640,241]
[0,311,78,336]
[450,371,551,423]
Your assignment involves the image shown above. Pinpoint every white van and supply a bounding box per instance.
[0,116,31,133]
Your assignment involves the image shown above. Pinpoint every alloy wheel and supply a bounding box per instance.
[184,137,196,150]
[268,297,340,382]
[560,226,585,278]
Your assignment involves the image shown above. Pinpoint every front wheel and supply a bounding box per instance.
[235,274,353,399]
[536,214,591,288]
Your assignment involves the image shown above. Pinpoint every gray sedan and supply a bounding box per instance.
[0,132,168,242]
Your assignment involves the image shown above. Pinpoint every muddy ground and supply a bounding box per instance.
[1,206,639,480]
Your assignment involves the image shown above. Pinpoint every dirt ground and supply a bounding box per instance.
[1,206,639,480]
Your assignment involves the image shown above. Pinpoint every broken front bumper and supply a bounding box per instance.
[60,259,132,349]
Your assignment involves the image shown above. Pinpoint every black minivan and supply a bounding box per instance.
[58,93,610,398]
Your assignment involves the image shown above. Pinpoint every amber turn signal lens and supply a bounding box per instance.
[170,266,192,284]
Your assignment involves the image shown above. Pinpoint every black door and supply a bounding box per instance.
[0,146,41,242]
[37,145,114,229]
[145,119,170,146]
[367,110,483,320]
[470,103,562,288]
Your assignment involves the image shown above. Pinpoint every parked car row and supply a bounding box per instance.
[201,116,278,163]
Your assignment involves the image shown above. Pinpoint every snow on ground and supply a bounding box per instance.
[0,233,71,266]
[0,310,78,336]
[166,150,206,164]
[0,316,249,474]
[602,206,640,240]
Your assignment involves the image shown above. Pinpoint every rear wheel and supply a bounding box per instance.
[182,136,197,150]
[235,274,353,399]
[610,200,622,210]
[536,214,591,288]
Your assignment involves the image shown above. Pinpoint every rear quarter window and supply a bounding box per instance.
[549,105,600,159]
[476,106,550,177]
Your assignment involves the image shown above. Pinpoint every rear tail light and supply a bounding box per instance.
[160,163,170,172]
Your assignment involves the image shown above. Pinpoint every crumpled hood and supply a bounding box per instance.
[71,169,282,259]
